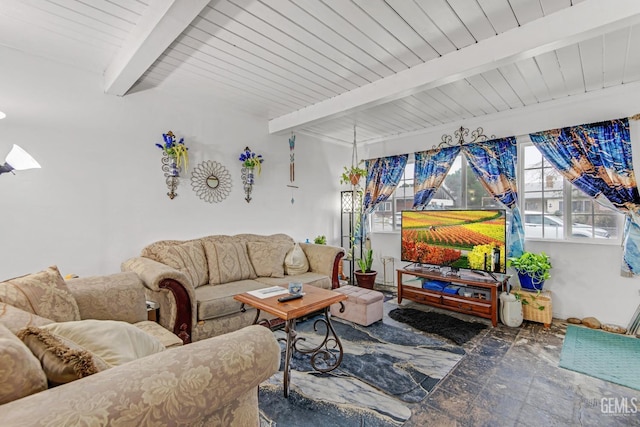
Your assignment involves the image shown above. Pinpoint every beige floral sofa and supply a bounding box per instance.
[0,266,280,426]
[122,233,345,344]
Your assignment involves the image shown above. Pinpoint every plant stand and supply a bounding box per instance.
[512,289,552,328]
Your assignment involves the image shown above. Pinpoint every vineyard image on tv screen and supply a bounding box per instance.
[401,209,507,273]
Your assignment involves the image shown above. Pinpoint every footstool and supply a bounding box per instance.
[330,285,384,326]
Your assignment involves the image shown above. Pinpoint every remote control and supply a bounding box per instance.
[278,293,303,302]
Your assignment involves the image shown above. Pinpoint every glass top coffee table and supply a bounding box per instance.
[234,285,347,397]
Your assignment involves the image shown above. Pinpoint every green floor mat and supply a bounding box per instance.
[560,325,640,391]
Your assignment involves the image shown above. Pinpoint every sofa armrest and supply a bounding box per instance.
[122,257,196,344]
[121,257,190,292]
[0,325,280,426]
[66,272,147,324]
[299,243,345,289]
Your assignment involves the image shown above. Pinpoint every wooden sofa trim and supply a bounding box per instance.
[332,252,345,289]
[159,278,192,345]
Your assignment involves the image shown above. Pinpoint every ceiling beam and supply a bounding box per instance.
[269,0,640,134]
[104,0,209,96]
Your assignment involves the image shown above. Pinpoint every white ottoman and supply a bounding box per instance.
[330,285,384,326]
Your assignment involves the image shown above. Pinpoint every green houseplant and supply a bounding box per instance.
[314,235,327,245]
[355,248,377,289]
[340,162,367,186]
[508,251,552,291]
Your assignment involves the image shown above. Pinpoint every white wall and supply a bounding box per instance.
[0,46,349,278]
[366,83,640,326]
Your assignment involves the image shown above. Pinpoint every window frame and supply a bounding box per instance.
[519,141,622,245]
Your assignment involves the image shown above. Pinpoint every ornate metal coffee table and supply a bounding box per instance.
[234,285,347,397]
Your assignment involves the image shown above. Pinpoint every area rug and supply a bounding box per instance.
[387,307,488,345]
[259,316,465,426]
[559,325,640,391]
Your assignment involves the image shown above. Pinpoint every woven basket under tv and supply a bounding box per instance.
[512,289,552,328]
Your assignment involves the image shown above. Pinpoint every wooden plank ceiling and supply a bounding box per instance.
[2,0,640,144]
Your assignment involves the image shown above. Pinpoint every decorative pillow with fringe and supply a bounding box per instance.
[18,326,109,387]
[18,320,165,387]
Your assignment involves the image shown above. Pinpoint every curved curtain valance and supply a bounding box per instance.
[530,118,640,275]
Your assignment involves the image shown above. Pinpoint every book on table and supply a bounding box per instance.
[247,286,289,299]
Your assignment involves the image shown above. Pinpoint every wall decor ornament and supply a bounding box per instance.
[239,146,264,203]
[437,126,495,148]
[287,133,298,204]
[155,131,189,199]
[190,160,232,203]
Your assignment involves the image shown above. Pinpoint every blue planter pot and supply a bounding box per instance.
[517,272,545,291]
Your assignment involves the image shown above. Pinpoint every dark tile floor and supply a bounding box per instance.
[387,297,640,426]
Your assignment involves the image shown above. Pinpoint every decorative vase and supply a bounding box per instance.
[242,166,255,203]
[162,153,180,199]
[355,270,377,289]
[169,156,179,177]
[517,272,545,291]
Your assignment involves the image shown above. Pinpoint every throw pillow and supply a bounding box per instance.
[285,243,310,275]
[156,241,208,288]
[0,266,81,322]
[18,320,165,386]
[18,326,110,387]
[41,320,166,366]
[246,241,293,278]
[0,302,53,334]
[0,323,47,404]
[203,241,257,284]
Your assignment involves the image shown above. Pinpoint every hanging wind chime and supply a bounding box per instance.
[287,133,298,204]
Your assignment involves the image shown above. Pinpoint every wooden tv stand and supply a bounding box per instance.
[397,268,508,327]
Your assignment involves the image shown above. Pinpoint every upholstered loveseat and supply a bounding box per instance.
[0,266,280,426]
[122,233,345,343]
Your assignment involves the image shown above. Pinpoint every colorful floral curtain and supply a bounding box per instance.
[529,118,640,275]
[413,146,461,210]
[362,154,409,215]
[462,137,524,258]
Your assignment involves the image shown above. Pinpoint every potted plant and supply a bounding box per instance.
[314,235,327,245]
[508,251,552,291]
[355,248,377,289]
[340,162,367,186]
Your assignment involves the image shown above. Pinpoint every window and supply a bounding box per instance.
[521,143,622,242]
[370,163,413,231]
[369,155,499,232]
[368,142,624,242]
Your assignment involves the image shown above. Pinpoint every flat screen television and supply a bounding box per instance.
[400,209,507,274]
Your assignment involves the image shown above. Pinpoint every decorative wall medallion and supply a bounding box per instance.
[190,160,232,203]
